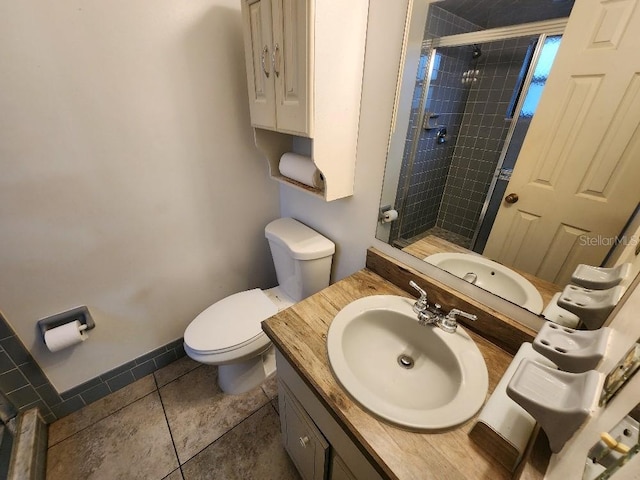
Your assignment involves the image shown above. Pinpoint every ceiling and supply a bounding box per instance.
[437,0,575,28]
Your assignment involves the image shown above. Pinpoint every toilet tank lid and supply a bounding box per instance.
[265,218,335,260]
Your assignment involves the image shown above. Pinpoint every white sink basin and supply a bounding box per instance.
[424,252,544,314]
[327,295,488,430]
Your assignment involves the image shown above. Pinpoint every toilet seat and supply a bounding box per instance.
[184,288,278,356]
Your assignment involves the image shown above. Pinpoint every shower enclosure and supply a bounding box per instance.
[390,24,562,253]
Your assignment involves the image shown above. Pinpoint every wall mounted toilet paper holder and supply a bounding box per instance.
[379,205,393,223]
[37,306,95,341]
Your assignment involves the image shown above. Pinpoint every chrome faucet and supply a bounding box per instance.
[409,280,442,324]
[409,281,478,333]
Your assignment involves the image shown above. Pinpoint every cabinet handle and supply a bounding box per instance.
[299,436,310,448]
[261,45,270,78]
[273,42,281,78]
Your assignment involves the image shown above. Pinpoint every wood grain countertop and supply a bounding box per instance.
[262,268,543,480]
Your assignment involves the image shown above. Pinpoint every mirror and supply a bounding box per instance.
[377,0,640,320]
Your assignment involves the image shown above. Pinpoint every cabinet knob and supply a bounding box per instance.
[261,45,270,78]
[299,436,310,448]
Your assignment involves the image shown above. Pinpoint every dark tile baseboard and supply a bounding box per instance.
[0,311,185,423]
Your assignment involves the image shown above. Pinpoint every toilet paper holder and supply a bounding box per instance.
[37,306,95,341]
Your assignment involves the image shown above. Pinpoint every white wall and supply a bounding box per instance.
[0,0,280,392]
[281,0,411,281]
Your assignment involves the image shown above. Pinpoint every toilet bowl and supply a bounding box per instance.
[183,218,335,394]
[184,286,294,394]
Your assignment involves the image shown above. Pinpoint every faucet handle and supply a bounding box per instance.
[439,308,478,333]
[446,308,477,322]
[409,280,429,313]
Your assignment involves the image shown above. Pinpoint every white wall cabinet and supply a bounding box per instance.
[240,0,369,201]
[242,0,310,136]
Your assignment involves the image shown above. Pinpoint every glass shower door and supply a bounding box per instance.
[473,35,563,253]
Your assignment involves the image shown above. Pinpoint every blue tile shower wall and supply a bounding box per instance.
[423,4,481,39]
[391,7,480,242]
[396,48,475,240]
[0,312,185,423]
[438,36,534,239]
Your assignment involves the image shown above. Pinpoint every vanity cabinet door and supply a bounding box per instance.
[279,381,329,480]
[330,453,357,480]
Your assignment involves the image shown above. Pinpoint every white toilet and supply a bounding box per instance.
[183,218,335,394]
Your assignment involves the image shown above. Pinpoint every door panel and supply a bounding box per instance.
[484,0,640,286]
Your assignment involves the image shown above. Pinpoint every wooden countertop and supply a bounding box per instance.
[402,235,561,309]
[262,268,535,480]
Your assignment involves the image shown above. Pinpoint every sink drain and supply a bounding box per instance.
[397,354,415,369]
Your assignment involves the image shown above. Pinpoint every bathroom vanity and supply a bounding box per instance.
[262,249,549,480]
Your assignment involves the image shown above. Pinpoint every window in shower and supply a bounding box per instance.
[521,35,562,118]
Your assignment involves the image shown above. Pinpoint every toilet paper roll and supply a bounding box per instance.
[382,209,398,223]
[44,321,88,352]
[279,153,324,189]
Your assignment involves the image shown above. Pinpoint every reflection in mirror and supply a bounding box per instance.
[377,0,640,320]
[584,394,640,479]
[600,342,640,408]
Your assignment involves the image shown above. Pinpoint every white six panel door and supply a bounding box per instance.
[484,0,640,286]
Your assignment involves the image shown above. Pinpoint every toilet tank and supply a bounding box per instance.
[265,218,335,302]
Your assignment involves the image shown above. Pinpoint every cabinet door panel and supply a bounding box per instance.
[280,381,329,480]
[272,0,310,136]
[330,454,357,480]
[241,0,277,129]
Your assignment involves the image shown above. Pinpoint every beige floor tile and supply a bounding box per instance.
[48,375,156,447]
[47,392,178,480]
[181,404,300,480]
[159,365,270,464]
[154,355,201,387]
[261,374,278,400]
[164,468,184,480]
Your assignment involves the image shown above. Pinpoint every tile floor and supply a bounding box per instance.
[46,356,300,480]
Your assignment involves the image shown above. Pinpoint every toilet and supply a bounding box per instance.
[183,218,335,394]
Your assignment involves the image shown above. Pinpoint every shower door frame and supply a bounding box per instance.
[470,33,555,250]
